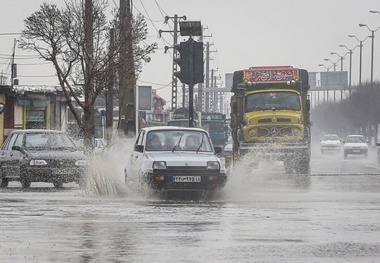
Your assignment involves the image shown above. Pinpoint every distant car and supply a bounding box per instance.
[343,135,368,158]
[76,138,107,155]
[124,126,227,196]
[94,138,107,155]
[223,140,233,156]
[0,129,88,188]
[320,134,341,153]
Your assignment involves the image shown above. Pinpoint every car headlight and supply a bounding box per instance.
[293,128,301,136]
[30,160,47,166]
[153,161,167,169]
[75,160,87,166]
[248,129,256,137]
[206,161,220,170]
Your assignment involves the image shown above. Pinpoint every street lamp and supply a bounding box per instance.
[318,64,333,71]
[330,52,348,91]
[358,23,380,83]
[330,52,348,71]
[348,35,372,86]
[339,44,359,87]
[324,58,338,71]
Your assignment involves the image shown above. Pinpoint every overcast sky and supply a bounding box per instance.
[1,0,379,102]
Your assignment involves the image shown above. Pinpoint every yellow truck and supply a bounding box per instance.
[230,66,311,174]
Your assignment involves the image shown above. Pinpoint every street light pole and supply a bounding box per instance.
[339,44,359,88]
[324,58,338,71]
[358,24,380,84]
[348,35,371,86]
[331,52,348,71]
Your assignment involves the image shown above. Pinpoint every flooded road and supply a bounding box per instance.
[1,145,380,262]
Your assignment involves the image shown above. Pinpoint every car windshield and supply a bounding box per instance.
[201,121,224,133]
[246,91,301,112]
[25,132,77,150]
[145,130,213,152]
[346,136,366,143]
[323,135,339,140]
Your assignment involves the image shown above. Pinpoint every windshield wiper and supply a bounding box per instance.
[196,136,204,153]
[172,134,183,152]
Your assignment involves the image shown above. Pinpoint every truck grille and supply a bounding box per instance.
[258,118,291,123]
[258,126,292,137]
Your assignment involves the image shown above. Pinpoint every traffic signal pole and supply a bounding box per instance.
[173,21,204,127]
[188,37,194,127]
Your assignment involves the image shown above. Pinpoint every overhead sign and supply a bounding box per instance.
[137,86,152,111]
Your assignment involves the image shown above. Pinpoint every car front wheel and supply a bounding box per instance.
[53,181,63,188]
[21,178,31,188]
[0,178,9,188]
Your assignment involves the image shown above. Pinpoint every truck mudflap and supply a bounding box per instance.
[239,142,309,152]
[237,141,310,174]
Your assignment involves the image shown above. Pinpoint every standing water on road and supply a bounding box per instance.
[1,137,380,262]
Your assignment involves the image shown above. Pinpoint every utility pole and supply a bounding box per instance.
[106,28,115,141]
[118,0,135,136]
[159,14,186,111]
[11,38,17,87]
[205,42,210,112]
[83,0,95,146]
[196,34,204,113]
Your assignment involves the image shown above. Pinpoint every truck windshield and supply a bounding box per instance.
[245,91,301,112]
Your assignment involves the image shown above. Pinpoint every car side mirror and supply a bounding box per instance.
[377,143,380,147]
[135,145,144,153]
[12,146,24,153]
[214,146,222,154]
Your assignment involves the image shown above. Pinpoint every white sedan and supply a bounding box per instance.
[124,126,227,196]
[343,135,369,158]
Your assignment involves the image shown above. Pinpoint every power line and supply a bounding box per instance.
[0,33,21,36]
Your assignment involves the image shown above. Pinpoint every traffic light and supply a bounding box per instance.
[173,41,190,84]
[192,41,204,84]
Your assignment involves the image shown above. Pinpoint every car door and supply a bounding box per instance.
[130,130,145,182]
[1,132,24,179]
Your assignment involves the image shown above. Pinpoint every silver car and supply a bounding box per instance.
[343,135,368,158]
[320,134,341,153]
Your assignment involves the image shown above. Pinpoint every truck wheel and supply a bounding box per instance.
[284,162,293,174]
[295,158,310,174]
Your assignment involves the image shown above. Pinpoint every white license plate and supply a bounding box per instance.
[352,149,361,152]
[53,169,72,175]
[173,176,201,183]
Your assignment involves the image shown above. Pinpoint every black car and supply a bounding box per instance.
[0,129,88,188]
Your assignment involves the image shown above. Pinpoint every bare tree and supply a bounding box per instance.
[18,0,157,149]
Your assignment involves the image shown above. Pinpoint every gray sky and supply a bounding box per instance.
[1,0,379,103]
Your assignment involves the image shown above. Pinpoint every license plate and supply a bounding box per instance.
[352,150,361,153]
[173,176,201,183]
[53,169,72,175]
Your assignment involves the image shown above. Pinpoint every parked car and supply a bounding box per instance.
[124,126,227,196]
[0,129,88,188]
[343,135,368,159]
[320,134,341,153]
[223,140,233,156]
